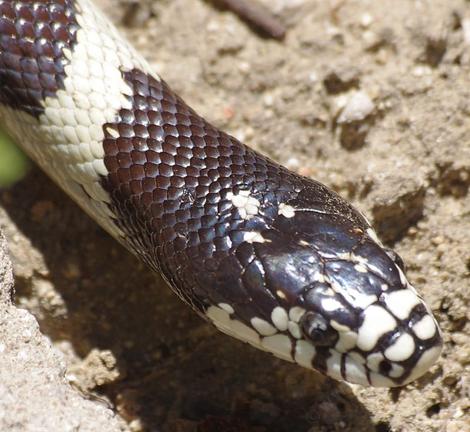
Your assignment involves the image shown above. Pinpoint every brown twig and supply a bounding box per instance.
[217,0,286,40]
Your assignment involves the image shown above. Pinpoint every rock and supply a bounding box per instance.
[337,91,375,124]
[0,231,126,432]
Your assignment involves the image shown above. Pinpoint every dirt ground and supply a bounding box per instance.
[0,0,469,431]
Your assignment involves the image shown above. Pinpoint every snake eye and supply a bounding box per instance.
[300,311,338,346]
[384,248,406,272]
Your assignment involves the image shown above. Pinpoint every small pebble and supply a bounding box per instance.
[360,13,373,28]
[337,91,375,123]
[463,19,470,45]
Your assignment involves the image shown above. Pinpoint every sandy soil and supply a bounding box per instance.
[0,0,469,431]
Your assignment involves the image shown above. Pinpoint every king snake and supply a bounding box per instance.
[0,0,443,387]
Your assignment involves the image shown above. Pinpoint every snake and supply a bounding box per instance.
[0,0,443,387]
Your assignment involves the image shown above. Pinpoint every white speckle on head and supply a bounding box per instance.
[288,321,302,339]
[271,306,289,331]
[227,190,260,220]
[251,317,277,336]
[329,279,377,309]
[384,333,415,361]
[294,340,316,368]
[218,303,234,314]
[261,334,293,361]
[298,240,310,247]
[381,283,389,291]
[413,315,437,340]
[276,290,287,299]
[322,297,344,312]
[289,306,306,323]
[313,271,326,283]
[354,263,368,273]
[278,203,295,218]
[349,253,369,265]
[345,356,368,385]
[357,305,397,351]
[243,231,270,244]
[336,252,351,261]
[350,253,390,277]
[384,289,421,320]
[404,345,442,384]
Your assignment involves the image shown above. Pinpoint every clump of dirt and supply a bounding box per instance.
[0,0,468,431]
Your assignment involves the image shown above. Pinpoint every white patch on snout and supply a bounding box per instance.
[412,315,437,340]
[243,231,270,244]
[227,190,260,220]
[384,289,421,320]
[278,203,295,218]
[384,333,415,361]
[404,345,442,384]
[357,305,397,351]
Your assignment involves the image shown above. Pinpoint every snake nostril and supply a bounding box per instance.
[379,359,393,375]
[300,311,338,346]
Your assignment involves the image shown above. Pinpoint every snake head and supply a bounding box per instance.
[295,232,443,387]
[205,187,442,387]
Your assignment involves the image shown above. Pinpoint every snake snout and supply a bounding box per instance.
[292,229,443,386]
[361,288,443,386]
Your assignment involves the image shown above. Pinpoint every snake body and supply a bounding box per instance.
[0,0,442,387]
